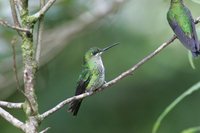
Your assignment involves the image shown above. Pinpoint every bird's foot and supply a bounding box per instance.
[85,89,93,93]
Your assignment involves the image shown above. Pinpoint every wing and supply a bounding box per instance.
[184,7,200,52]
[167,8,200,56]
[68,67,91,116]
[75,68,91,96]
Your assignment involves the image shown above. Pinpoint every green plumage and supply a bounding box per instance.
[78,48,104,91]
[68,43,119,116]
[167,0,200,56]
[167,0,192,37]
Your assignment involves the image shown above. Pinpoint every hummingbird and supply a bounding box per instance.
[167,0,200,56]
[68,43,119,116]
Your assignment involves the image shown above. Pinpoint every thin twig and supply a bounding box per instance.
[39,35,177,120]
[36,0,45,64]
[0,19,30,32]
[102,35,177,88]
[40,13,200,118]
[39,91,92,119]
[14,0,23,14]
[0,101,23,109]
[31,0,56,20]
[11,37,21,92]
[9,0,20,26]
[0,107,25,131]
[40,14,199,117]
[9,0,21,35]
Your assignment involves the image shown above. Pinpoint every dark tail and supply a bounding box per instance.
[191,41,200,57]
[68,99,83,116]
[192,51,200,57]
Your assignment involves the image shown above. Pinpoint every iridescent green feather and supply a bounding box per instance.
[168,2,192,37]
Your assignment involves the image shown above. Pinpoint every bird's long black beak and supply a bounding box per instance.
[102,42,119,52]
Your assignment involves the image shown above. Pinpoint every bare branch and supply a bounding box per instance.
[11,37,21,92]
[102,35,176,88]
[0,107,25,131]
[31,0,56,21]
[14,0,23,14]
[9,0,22,36]
[0,101,23,109]
[0,19,30,32]
[36,0,45,64]
[39,35,176,120]
[39,92,92,119]
[9,0,21,28]
[36,15,200,120]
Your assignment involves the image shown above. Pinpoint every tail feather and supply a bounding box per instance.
[68,99,83,116]
[192,51,200,57]
[192,41,200,57]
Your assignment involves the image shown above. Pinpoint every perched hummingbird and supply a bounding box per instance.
[167,0,200,56]
[68,43,119,116]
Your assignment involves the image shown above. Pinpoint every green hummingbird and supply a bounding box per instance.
[68,43,119,116]
[167,0,200,56]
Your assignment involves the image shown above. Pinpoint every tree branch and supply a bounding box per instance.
[14,0,23,15]
[37,15,200,120]
[11,38,21,92]
[39,35,177,120]
[36,0,45,64]
[31,0,56,21]
[0,19,30,32]
[9,0,20,26]
[102,35,177,88]
[39,91,92,119]
[18,0,40,132]
[9,0,21,36]
[0,107,25,131]
[0,101,23,109]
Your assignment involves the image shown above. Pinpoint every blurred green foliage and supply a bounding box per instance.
[0,0,200,133]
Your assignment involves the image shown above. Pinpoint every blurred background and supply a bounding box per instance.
[0,0,200,133]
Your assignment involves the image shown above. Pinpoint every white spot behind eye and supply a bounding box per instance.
[95,53,99,57]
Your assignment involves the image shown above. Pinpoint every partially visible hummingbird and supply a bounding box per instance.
[68,43,119,116]
[167,0,200,56]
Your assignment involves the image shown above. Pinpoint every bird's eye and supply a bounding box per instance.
[92,51,98,55]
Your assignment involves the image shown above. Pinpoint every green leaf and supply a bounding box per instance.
[152,82,200,133]
[181,126,200,133]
